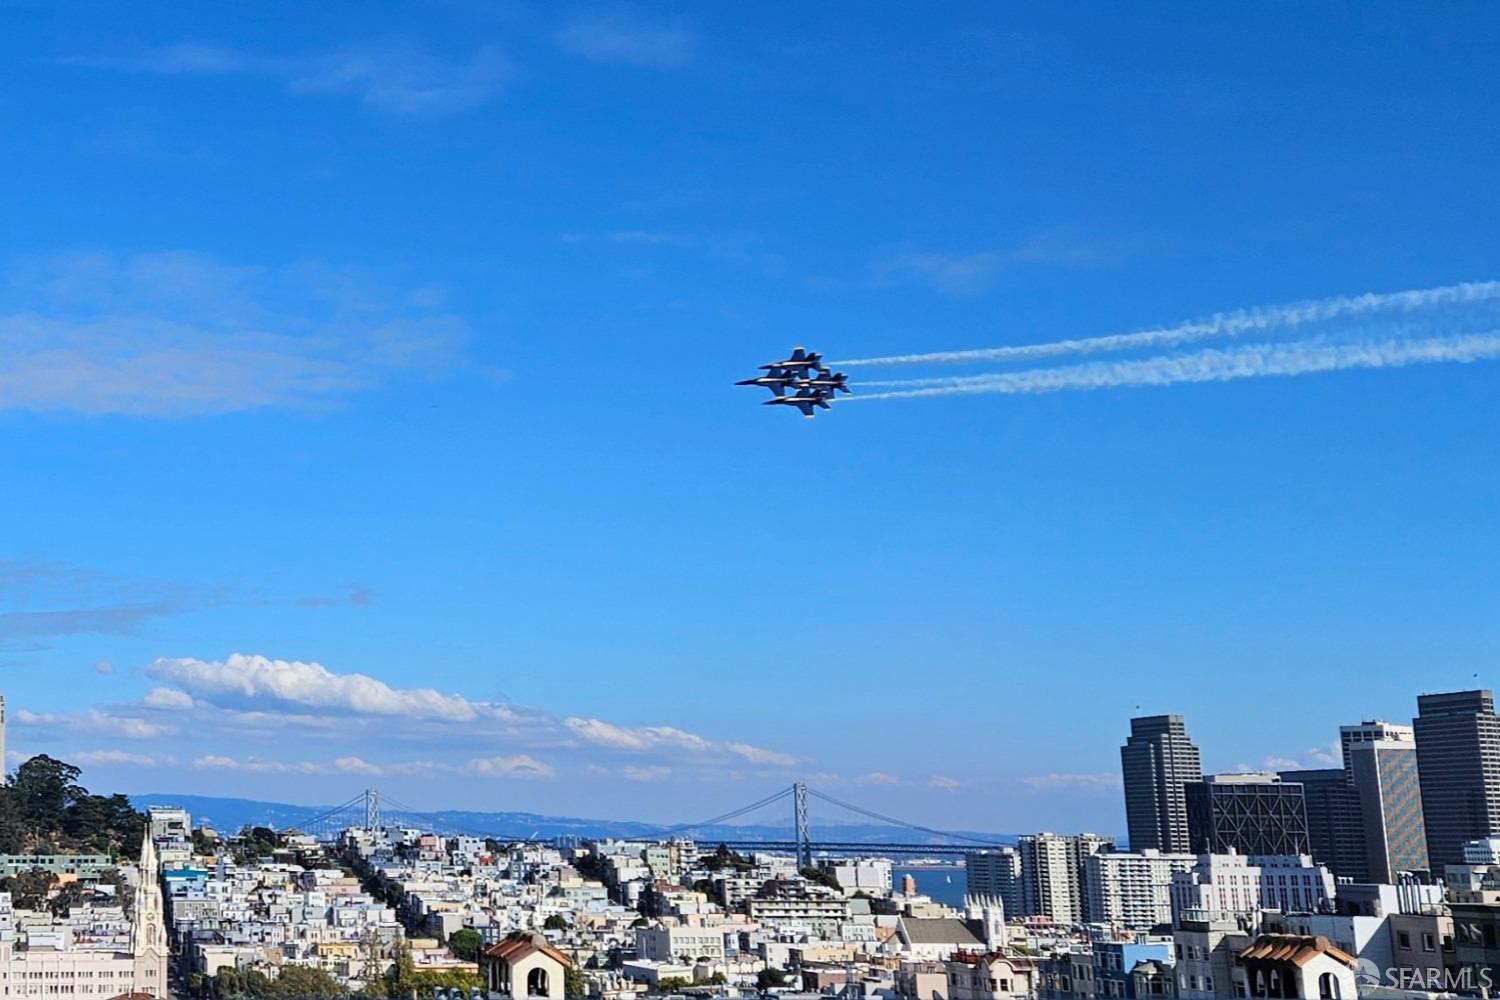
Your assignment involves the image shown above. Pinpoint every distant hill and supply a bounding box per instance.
[129,792,1015,847]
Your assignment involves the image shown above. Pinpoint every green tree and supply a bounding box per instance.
[564,966,589,999]
[799,866,840,891]
[448,928,483,962]
[265,965,348,1000]
[383,943,482,999]
[47,880,89,917]
[1,867,57,909]
[756,968,789,990]
[657,977,691,992]
[213,968,272,999]
[9,756,84,842]
[543,913,569,931]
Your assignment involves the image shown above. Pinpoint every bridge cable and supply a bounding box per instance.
[806,788,1003,846]
[648,787,793,839]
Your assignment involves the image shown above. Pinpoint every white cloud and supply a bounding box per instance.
[93,660,116,675]
[928,775,964,792]
[555,10,695,69]
[73,43,507,115]
[855,772,903,787]
[0,252,472,416]
[14,708,167,740]
[1304,742,1342,767]
[1019,772,1122,793]
[147,653,499,722]
[116,652,801,782]
[1254,742,1343,771]
[70,749,178,768]
[143,686,195,710]
[566,717,796,767]
[621,765,671,782]
[1260,756,1303,771]
[725,742,800,767]
[191,754,328,774]
[469,755,555,780]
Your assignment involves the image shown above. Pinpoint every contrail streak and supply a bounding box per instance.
[847,333,1500,401]
[833,280,1500,367]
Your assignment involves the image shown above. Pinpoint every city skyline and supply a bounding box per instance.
[4,2,1500,830]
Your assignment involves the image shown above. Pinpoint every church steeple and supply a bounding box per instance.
[132,828,168,996]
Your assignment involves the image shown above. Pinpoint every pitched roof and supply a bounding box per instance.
[900,917,984,946]
[483,932,573,969]
[1237,934,1357,969]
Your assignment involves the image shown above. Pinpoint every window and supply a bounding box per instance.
[1398,930,1412,949]
[1423,932,1436,952]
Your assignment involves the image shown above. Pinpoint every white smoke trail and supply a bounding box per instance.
[833,280,1500,367]
[847,333,1500,401]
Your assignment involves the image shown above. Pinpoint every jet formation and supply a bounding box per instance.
[736,347,851,418]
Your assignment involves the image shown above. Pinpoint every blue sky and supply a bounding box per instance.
[2,2,1499,835]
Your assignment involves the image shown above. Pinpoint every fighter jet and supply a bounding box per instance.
[759,346,824,375]
[763,387,833,418]
[793,370,851,395]
[735,367,797,395]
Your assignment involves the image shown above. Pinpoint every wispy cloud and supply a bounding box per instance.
[69,42,507,115]
[565,716,798,767]
[469,755,556,780]
[1257,742,1342,771]
[0,557,202,649]
[0,251,473,415]
[555,9,696,69]
[1020,772,1122,794]
[291,586,376,609]
[14,708,168,740]
[192,751,555,780]
[871,228,1161,296]
[69,749,179,768]
[0,603,184,642]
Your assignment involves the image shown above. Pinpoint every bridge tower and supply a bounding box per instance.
[793,782,811,869]
[363,787,380,833]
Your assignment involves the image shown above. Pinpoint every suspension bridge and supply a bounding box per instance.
[281,782,1006,860]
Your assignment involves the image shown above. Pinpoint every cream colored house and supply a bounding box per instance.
[481,932,570,1000]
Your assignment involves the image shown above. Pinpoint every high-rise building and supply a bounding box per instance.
[1349,736,1428,882]
[1016,832,1113,924]
[1186,773,1310,856]
[1279,767,1368,881]
[1121,714,1202,853]
[965,848,1021,919]
[1340,719,1415,785]
[1413,690,1500,869]
[1084,849,1197,930]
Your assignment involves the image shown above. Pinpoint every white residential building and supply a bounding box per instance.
[634,925,726,963]
[1084,849,1197,930]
